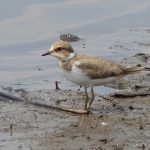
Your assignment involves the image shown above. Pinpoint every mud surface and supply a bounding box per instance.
[0,54,150,150]
[1,0,150,149]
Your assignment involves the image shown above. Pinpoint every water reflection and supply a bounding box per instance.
[0,0,150,93]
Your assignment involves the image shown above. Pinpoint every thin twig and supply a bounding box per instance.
[0,91,88,114]
[99,95,114,101]
[55,81,60,90]
[110,91,150,98]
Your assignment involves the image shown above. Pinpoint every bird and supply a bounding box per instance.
[42,40,149,113]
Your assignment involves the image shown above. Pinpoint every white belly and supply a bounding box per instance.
[62,67,121,86]
[63,68,90,86]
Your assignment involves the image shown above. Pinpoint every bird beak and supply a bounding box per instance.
[41,51,51,56]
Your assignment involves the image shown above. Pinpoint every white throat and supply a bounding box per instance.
[64,52,75,61]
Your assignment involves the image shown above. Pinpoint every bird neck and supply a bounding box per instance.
[63,52,76,62]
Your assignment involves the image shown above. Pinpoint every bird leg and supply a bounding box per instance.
[84,86,89,110]
[87,87,95,110]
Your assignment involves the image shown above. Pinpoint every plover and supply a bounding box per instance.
[42,40,149,113]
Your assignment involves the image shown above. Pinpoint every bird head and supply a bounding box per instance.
[42,40,75,61]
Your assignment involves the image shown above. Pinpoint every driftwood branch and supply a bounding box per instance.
[110,91,150,98]
[0,91,88,114]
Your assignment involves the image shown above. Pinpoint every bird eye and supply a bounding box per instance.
[56,47,62,52]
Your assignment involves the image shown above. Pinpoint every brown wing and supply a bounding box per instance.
[75,56,125,79]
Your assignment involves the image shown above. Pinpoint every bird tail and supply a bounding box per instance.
[124,66,149,74]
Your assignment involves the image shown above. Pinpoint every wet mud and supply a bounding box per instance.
[0,54,150,150]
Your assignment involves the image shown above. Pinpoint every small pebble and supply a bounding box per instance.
[139,125,144,130]
[129,105,135,110]
[10,124,13,130]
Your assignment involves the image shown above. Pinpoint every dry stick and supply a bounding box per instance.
[55,81,60,90]
[110,91,150,98]
[99,95,114,101]
[0,91,88,114]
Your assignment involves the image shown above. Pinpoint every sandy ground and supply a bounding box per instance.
[0,54,150,150]
[1,1,150,149]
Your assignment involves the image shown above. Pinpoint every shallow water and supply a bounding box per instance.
[0,0,150,94]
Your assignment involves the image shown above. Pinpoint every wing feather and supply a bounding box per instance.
[75,56,125,79]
